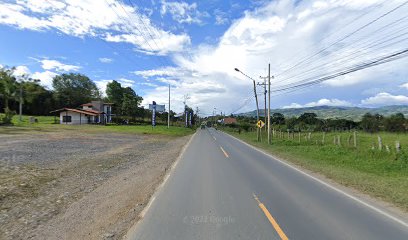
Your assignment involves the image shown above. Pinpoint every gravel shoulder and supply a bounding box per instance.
[0,128,191,240]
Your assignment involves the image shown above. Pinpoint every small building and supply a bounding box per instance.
[51,101,113,125]
[223,117,237,125]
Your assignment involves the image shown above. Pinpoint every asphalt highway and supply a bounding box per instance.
[127,128,408,240]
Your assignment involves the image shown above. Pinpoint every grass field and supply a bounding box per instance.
[0,115,194,137]
[222,127,408,212]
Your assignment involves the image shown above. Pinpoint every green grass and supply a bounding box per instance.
[223,127,408,212]
[0,115,194,137]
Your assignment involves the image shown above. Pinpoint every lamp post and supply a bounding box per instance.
[234,68,260,141]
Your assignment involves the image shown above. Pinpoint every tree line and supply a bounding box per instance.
[0,66,145,124]
[229,112,407,133]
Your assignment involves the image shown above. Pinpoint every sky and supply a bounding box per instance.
[0,0,407,116]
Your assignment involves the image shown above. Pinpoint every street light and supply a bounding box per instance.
[234,67,260,141]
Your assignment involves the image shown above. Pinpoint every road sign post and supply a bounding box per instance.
[152,101,156,127]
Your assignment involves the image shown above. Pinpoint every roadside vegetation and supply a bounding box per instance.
[0,66,197,127]
[220,112,408,211]
[0,115,194,137]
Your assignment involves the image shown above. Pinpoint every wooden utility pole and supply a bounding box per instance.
[268,63,271,144]
[253,80,260,141]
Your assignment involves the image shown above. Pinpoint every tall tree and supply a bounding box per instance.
[52,73,100,108]
[106,80,124,109]
[106,81,143,116]
[0,67,17,110]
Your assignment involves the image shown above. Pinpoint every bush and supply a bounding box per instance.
[1,108,16,125]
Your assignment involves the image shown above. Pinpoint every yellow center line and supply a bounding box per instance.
[220,146,229,158]
[253,193,288,240]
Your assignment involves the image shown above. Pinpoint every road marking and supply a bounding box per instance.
[213,136,217,141]
[220,146,229,158]
[225,132,408,228]
[253,193,288,240]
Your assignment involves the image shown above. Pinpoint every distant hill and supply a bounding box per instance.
[239,105,408,121]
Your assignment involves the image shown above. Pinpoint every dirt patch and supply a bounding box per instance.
[0,129,191,240]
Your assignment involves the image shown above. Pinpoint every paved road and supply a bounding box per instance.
[127,128,408,240]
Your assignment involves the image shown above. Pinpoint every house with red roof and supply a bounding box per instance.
[51,101,113,125]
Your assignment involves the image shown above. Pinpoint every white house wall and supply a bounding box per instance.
[59,111,92,125]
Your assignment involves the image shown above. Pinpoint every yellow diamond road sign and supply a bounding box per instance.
[257,120,265,129]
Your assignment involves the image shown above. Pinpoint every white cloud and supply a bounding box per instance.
[39,59,80,72]
[282,98,352,108]
[13,65,31,77]
[99,57,113,63]
[133,66,182,78]
[160,0,209,24]
[361,92,408,106]
[0,0,190,55]
[400,82,408,90]
[31,71,58,88]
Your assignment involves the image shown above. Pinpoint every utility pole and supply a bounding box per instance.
[258,76,267,133]
[253,80,260,141]
[196,107,200,125]
[183,94,190,128]
[268,63,271,144]
[167,84,170,128]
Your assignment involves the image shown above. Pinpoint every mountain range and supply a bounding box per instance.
[239,105,408,120]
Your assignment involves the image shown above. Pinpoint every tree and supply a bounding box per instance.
[106,80,124,110]
[106,80,143,117]
[121,87,143,117]
[0,67,17,110]
[52,73,100,108]
[22,81,55,115]
[384,113,405,132]
[286,117,298,130]
[0,67,18,124]
[298,112,318,125]
[360,113,383,132]
[272,112,285,125]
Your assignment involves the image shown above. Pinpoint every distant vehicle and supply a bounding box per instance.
[200,124,205,129]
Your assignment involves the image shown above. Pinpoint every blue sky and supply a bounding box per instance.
[0,0,408,115]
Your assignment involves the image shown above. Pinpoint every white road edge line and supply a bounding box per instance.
[124,131,198,239]
[222,131,408,228]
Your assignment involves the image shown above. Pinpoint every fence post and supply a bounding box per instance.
[396,141,401,153]
[308,132,312,141]
[353,131,357,148]
[337,135,341,146]
[348,135,352,147]
[378,135,382,151]
[287,130,290,139]
[298,132,301,143]
[322,132,326,145]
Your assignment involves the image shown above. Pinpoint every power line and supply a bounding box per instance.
[275,0,408,78]
[272,48,408,94]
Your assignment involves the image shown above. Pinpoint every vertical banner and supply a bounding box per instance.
[152,101,156,127]
[189,112,192,127]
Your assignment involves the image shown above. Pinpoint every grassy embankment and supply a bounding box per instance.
[0,115,194,137]
[223,127,408,212]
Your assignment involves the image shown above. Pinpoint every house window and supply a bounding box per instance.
[63,116,72,123]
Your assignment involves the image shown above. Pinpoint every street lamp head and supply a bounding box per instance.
[234,68,240,72]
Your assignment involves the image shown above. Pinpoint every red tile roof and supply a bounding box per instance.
[50,108,99,116]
